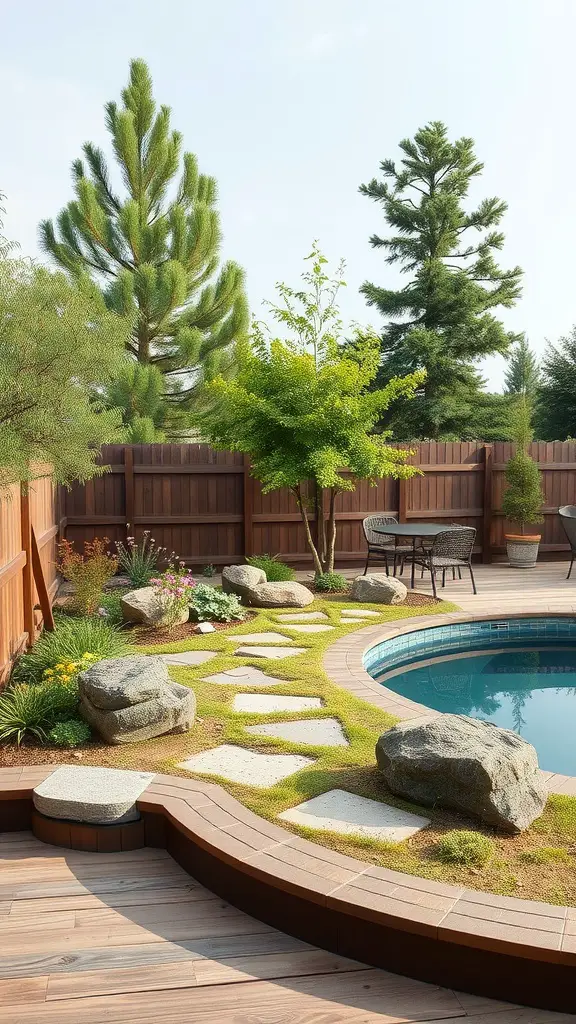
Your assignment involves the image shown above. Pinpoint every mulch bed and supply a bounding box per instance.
[131,613,255,646]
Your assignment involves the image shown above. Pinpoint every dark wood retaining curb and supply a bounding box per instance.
[1,763,575,1012]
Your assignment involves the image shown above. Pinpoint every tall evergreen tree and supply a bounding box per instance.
[504,334,540,398]
[536,327,576,439]
[40,58,248,440]
[360,121,523,440]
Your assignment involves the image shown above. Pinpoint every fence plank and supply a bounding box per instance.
[483,444,493,565]
[19,489,35,644]
[31,526,55,632]
[124,446,134,537]
[243,456,254,558]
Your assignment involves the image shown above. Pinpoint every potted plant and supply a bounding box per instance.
[501,398,544,568]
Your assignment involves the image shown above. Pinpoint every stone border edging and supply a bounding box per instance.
[0,762,575,1011]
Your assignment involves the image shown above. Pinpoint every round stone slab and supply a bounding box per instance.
[33,766,155,825]
[202,667,285,687]
[279,789,430,842]
[178,744,315,787]
[233,693,322,713]
[246,717,348,747]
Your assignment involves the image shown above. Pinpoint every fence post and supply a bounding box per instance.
[31,526,55,632]
[20,487,35,644]
[124,445,135,537]
[243,455,254,558]
[483,444,493,564]
[398,477,408,523]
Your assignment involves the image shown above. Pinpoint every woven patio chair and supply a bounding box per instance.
[559,505,576,579]
[411,527,477,599]
[362,515,412,577]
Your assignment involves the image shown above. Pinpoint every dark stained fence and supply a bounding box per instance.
[60,442,576,569]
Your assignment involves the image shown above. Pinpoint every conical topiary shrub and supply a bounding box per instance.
[501,398,544,567]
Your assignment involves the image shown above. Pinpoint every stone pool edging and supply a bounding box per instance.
[323,608,576,797]
[1,761,575,1012]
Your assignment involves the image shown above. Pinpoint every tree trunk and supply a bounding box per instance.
[315,482,327,571]
[293,485,323,576]
[326,488,338,572]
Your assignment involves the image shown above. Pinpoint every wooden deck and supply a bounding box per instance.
[0,833,573,1023]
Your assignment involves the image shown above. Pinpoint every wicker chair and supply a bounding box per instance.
[362,515,412,576]
[559,505,576,579]
[412,527,477,599]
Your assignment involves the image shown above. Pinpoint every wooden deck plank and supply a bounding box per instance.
[9,886,217,915]
[0,978,48,1006]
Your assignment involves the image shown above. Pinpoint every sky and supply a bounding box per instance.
[2,0,575,390]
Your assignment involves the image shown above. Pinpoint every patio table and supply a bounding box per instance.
[373,522,450,590]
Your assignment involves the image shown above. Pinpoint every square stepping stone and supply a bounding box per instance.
[246,717,348,747]
[159,651,217,666]
[279,789,430,842]
[276,612,329,622]
[284,624,334,634]
[226,632,291,644]
[234,646,307,660]
[33,766,154,825]
[233,694,322,713]
[179,744,314,787]
[202,667,285,687]
[340,609,380,618]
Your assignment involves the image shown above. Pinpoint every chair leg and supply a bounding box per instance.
[430,564,437,600]
[452,567,456,581]
[392,553,397,577]
[469,562,477,595]
[363,549,370,576]
[442,569,446,588]
[568,556,575,581]
[458,566,462,580]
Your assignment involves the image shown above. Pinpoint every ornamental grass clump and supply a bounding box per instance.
[115,529,166,587]
[437,830,495,866]
[58,538,118,615]
[150,563,197,629]
[246,554,294,581]
[15,616,130,683]
[0,681,80,746]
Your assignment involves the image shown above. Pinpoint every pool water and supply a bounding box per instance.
[373,646,576,775]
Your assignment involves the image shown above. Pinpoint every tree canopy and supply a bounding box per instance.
[536,327,576,440]
[504,334,540,399]
[360,121,523,440]
[39,58,248,440]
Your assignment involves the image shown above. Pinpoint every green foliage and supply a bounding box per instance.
[58,538,119,616]
[200,246,423,575]
[246,554,295,581]
[360,121,523,440]
[201,564,216,577]
[314,571,348,592]
[48,717,92,748]
[504,335,540,399]
[437,830,495,866]
[115,530,165,587]
[40,58,247,439]
[501,399,544,530]
[191,584,244,622]
[537,327,576,440]
[520,846,570,864]
[0,681,79,746]
[15,616,130,683]
[95,591,125,626]
[0,257,127,490]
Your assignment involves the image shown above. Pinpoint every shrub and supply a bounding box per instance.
[246,554,295,581]
[49,718,91,748]
[115,529,166,587]
[0,681,79,745]
[149,563,197,629]
[191,584,245,622]
[15,616,130,683]
[314,571,348,592]
[520,846,571,865]
[94,591,125,626]
[58,538,119,615]
[202,564,216,577]
[437,830,495,866]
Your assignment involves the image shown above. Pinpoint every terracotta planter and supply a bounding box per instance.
[505,534,541,568]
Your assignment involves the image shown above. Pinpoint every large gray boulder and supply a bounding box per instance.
[244,581,314,608]
[222,564,266,599]
[350,573,407,604]
[78,656,195,744]
[121,587,189,628]
[376,714,547,834]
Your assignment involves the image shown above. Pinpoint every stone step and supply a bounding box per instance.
[179,745,315,787]
[246,717,348,747]
[232,694,323,714]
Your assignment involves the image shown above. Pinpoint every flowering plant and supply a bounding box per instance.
[42,652,98,686]
[115,528,166,587]
[149,563,197,629]
[57,538,118,615]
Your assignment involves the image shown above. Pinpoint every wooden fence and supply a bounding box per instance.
[60,441,576,569]
[0,475,58,682]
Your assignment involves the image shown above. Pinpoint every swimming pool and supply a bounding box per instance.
[365,617,576,776]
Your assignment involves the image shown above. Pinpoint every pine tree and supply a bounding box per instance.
[39,59,248,440]
[536,327,576,440]
[360,121,523,440]
[504,335,540,398]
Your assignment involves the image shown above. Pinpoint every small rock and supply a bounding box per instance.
[73,752,83,759]
[243,581,314,608]
[350,574,407,605]
[197,621,216,634]
[222,564,266,599]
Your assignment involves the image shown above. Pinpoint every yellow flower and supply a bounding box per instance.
[43,669,54,677]
[66,663,76,672]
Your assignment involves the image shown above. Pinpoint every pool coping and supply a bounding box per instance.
[323,608,576,797]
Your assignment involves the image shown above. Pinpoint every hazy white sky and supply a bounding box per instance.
[3,0,574,389]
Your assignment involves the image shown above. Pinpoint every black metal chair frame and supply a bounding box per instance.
[559,505,576,580]
[411,527,477,599]
[362,515,412,577]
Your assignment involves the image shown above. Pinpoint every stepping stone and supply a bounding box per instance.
[159,651,217,666]
[341,617,367,624]
[340,609,380,618]
[202,667,285,687]
[276,612,329,622]
[233,694,322,714]
[246,717,348,747]
[226,632,291,644]
[179,744,314,787]
[234,646,307,660]
[33,766,154,825]
[284,624,334,634]
[279,789,430,842]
